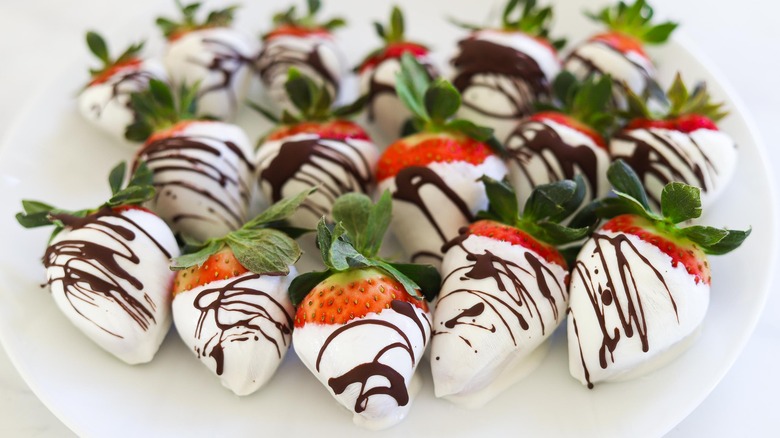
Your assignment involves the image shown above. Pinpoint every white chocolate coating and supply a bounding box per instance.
[172,268,296,396]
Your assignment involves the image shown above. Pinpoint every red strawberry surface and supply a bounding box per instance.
[264,24,331,40]
[358,42,429,73]
[602,214,711,285]
[468,220,568,268]
[626,114,719,133]
[377,133,495,182]
[173,247,249,295]
[590,31,648,58]
[294,267,428,327]
[266,120,370,141]
[89,58,142,86]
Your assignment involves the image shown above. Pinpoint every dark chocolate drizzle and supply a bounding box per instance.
[433,232,567,349]
[611,129,722,208]
[185,37,255,114]
[44,208,172,337]
[564,41,652,107]
[569,231,678,389]
[314,300,430,414]
[137,133,255,234]
[506,120,604,201]
[258,137,374,220]
[188,273,293,376]
[257,37,340,95]
[451,37,550,120]
[88,68,156,125]
[391,166,474,264]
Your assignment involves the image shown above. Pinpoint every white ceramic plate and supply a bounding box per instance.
[0,0,774,436]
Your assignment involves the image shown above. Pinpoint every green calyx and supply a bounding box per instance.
[540,71,617,137]
[287,191,442,306]
[125,79,199,142]
[248,68,365,125]
[268,0,346,35]
[396,53,504,154]
[156,1,238,39]
[170,187,316,276]
[15,161,156,242]
[571,160,750,255]
[477,176,590,246]
[374,6,409,45]
[588,0,677,45]
[625,73,728,122]
[85,31,144,82]
[452,0,565,50]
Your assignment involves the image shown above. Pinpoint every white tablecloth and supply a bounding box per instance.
[0,0,777,436]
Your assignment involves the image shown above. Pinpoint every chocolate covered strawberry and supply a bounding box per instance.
[450,0,566,142]
[171,188,312,395]
[564,0,677,108]
[356,6,439,139]
[432,176,587,408]
[126,79,256,241]
[78,31,167,143]
[290,192,439,430]
[156,1,259,120]
[610,73,735,210]
[257,0,346,112]
[15,162,179,364]
[377,54,507,269]
[567,160,749,388]
[254,69,378,229]
[505,72,615,210]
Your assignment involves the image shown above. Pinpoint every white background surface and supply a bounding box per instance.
[0,0,777,436]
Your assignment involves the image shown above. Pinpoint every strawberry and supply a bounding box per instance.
[170,188,312,396]
[256,0,346,112]
[253,69,379,229]
[289,191,440,430]
[610,73,735,209]
[377,54,507,270]
[566,160,750,388]
[126,79,256,241]
[564,0,678,108]
[15,162,179,364]
[432,175,588,408]
[356,6,439,138]
[156,2,259,120]
[449,0,566,142]
[78,31,167,143]
[505,72,616,211]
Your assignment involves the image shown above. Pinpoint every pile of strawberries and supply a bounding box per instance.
[15,0,751,430]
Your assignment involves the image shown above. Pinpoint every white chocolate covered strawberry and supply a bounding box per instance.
[170,189,312,395]
[290,192,439,430]
[78,31,167,143]
[610,74,736,210]
[16,162,179,364]
[253,69,378,229]
[376,54,507,269]
[432,176,588,408]
[127,80,256,241]
[563,0,677,108]
[450,0,565,143]
[257,0,346,112]
[567,161,750,388]
[356,6,438,139]
[157,2,259,120]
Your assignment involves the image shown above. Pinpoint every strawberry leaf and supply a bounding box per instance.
[170,239,223,270]
[386,262,441,301]
[587,0,676,45]
[369,259,423,300]
[227,228,300,275]
[424,79,461,123]
[607,159,652,213]
[523,178,584,223]
[477,176,519,225]
[86,31,110,63]
[108,162,126,195]
[445,120,494,142]
[332,192,372,251]
[364,190,392,256]
[697,228,751,255]
[288,269,333,306]
[533,222,590,246]
[660,182,701,224]
[243,187,315,230]
[247,100,281,124]
[679,226,728,247]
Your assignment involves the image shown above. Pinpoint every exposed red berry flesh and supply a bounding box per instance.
[467,220,568,268]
